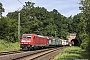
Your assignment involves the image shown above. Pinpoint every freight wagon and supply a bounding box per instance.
[48,37,62,47]
[48,37,56,46]
[55,39,62,46]
[61,40,68,46]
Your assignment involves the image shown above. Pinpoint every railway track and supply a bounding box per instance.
[0,50,24,56]
[15,46,67,60]
[0,46,67,60]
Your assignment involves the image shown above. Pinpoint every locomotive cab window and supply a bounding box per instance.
[22,36,31,38]
[27,36,31,38]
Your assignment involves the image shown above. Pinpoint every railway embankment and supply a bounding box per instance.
[0,40,20,52]
[53,46,90,60]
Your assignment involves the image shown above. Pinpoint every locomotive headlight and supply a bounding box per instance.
[21,40,26,42]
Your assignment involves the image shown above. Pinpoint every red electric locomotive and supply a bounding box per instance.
[20,34,48,50]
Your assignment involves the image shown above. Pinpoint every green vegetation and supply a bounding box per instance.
[0,2,5,17]
[0,40,20,52]
[0,0,90,53]
[78,0,90,54]
[53,46,90,60]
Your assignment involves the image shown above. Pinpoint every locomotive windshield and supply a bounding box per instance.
[22,36,31,38]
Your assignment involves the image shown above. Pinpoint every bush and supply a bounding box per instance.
[53,46,90,60]
[79,32,90,54]
[0,40,20,52]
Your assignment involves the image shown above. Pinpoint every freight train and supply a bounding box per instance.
[20,34,68,50]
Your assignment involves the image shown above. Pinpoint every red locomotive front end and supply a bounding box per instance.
[20,34,35,50]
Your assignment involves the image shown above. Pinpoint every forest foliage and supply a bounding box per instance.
[0,0,90,54]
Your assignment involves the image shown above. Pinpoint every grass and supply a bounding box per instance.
[53,46,90,60]
[0,40,20,52]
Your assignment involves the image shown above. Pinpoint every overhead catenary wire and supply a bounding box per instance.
[17,0,32,6]
[17,0,24,6]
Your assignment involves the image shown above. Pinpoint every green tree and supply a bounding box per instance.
[0,17,18,42]
[0,2,5,17]
[6,1,69,40]
[0,17,8,39]
[79,0,90,54]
